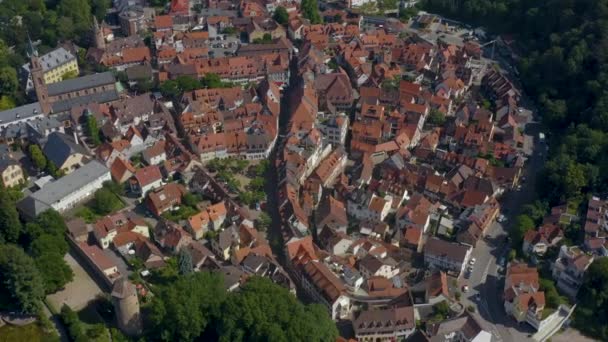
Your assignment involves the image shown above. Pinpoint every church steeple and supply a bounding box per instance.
[27,33,38,58]
[93,16,106,49]
[28,33,50,114]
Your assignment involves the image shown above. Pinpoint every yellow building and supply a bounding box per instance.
[0,161,25,188]
[23,47,79,92]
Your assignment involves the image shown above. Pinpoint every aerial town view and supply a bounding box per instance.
[0,0,607,341]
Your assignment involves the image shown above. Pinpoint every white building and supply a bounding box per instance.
[423,237,472,277]
[317,113,349,146]
[18,160,111,219]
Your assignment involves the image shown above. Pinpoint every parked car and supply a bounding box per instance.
[469,258,476,266]
[462,285,469,293]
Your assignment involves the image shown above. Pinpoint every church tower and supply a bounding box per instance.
[93,16,106,49]
[28,35,51,114]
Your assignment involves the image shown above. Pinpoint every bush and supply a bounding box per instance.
[60,305,86,341]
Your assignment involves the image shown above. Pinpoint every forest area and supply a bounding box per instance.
[423,0,608,339]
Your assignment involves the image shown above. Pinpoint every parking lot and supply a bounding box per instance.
[208,36,241,58]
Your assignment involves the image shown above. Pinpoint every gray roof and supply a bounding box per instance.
[22,47,76,73]
[18,160,109,217]
[47,72,116,96]
[0,102,44,125]
[51,90,119,113]
[0,157,19,172]
[42,132,89,167]
[0,117,63,143]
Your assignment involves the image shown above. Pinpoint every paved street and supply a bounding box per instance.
[460,120,545,342]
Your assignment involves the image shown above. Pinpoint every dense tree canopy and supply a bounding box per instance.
[273,6,289,25]
[0,244,45,313]
[301,0,322,24]
[148,272,226,341]
[147,274,338,342]
[0,190,22,243]
[217,277,338,342]
[576,258,608,339]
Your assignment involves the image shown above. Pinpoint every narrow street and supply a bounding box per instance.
[462,122,545,342]
[264,58,301,262]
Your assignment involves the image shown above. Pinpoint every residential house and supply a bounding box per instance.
[353,305,416,341]
[142,140,167,165]
[110,157,136,183]
[316,195,348,234]
[185,201,228,240]
[423,237,472,277]
[211,225,240,261]
[503,263,547,330]
[42,132,89,174]
[358,254,399,280]
[314,73,354,111]
[66,218,89,242]
[552,245,594,298]
[130,165,163,196]
[0,156,25,188]
[153,219,192,253]
[427,311,492,342]
[145,183,187,216]
[396,194,433,232]
[299,260,351,320]
[93,212,150,249]
[522,224,563,256]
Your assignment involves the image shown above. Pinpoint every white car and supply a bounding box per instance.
[469,258,476,266]
[462,285,469,293]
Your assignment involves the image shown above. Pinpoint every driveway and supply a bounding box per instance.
[46,252,104,311]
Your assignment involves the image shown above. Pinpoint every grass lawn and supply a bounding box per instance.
[0,324,59,342]
[234,173,252,192]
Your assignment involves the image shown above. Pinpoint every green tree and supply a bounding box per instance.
[575,258,608,340]
[427,109,446,126]
[301,0,322,24]
[34,252,74,294]
[93,187,124,214]
[0,96,15,110]
[521,200,549,224]
[513,214,535,247]
[60,304,86,341]
[91,0,110,21]
[273,6,289,25]
[85,115,101,146]
[0,244,45,313]
[148,272,226,341]
[217,277,338,342]
[103,180,125,196]
[0,190,23,243]
[178,249,193,275]
[30,233,68,258]
[57,0,92,28]
[28,144,47,171]
[255,212,272,232]
[0,67,18,96]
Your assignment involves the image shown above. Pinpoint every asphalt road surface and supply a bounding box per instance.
[461,121,545,342]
